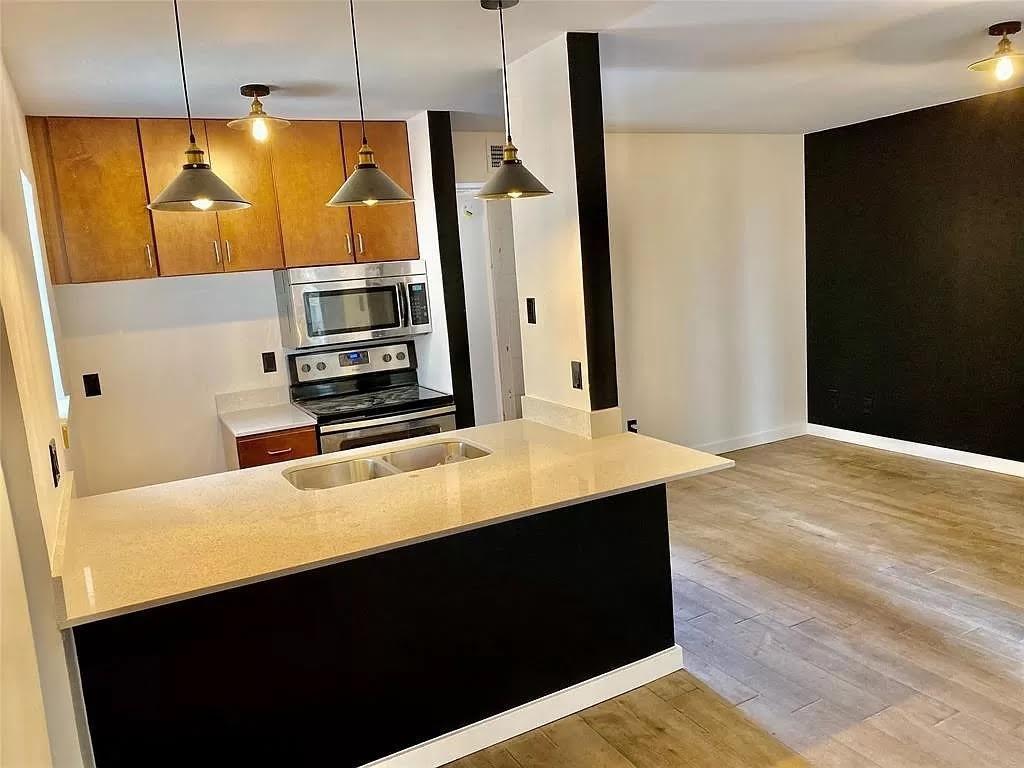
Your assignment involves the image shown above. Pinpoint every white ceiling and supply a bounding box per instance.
[1,0,1021,134]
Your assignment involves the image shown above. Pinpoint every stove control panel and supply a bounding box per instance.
[292,342,413,383]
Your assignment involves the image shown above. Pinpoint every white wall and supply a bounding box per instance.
[452,131,505,184]
[606,133,807,453]
[407,111,454,396]
[1,58,84,768]
[508,35,590,413]
[55,272,288,495]
[457,191,502,425]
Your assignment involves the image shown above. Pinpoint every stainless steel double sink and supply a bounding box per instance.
[283,440,490,491]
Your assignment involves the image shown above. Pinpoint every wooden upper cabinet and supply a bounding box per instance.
[341,121,419,263]
[46,117,156,282]
[138,119,223,277]
[204,121,284,272]
[270,121,353,267]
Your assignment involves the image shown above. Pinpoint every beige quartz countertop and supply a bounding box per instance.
[218,403,315,438]
[57,420,732,627]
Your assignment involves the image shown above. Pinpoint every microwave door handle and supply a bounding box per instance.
[397,283,410,328]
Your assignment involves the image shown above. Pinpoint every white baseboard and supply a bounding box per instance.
[693,423,807,455]
[362,645,683,768]
[807,424,1024,479]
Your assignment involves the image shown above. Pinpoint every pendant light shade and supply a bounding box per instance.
[150,0,251,213]
[478,143,551,199]
[328,144,413,206]
[968,21,1022,82]
[227,84,290,142]
[327,0,413,208]
[477,0,551,201]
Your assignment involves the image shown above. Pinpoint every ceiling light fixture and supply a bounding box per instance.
[149,0,251,212]
[477,0,551,202]
[969,21,1022,83]
[227,84,290,142]
[327,0,413,207]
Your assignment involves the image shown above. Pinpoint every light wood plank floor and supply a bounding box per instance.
[448,436,1024,768]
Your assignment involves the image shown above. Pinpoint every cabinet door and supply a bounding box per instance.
[204,121,284,272]
[25,117,72,285]
[138,119,223,276]
[341,121,419,262]
[47,118,156,282]
[270,121,353,267]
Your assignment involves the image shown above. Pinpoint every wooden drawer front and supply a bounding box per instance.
[236,427,317,469]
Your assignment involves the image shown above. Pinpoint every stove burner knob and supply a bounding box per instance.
[300,364,311,373]
[396,352,407,361]
[315,362,327,371]
[382,353,393,363]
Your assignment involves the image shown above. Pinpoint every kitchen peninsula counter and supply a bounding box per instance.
[58,419,730,627]
[60,419,731,768]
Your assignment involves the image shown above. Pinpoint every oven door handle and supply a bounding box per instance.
[319,406,456,434]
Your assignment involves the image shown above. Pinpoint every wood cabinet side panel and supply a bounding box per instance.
[24,116,71,285]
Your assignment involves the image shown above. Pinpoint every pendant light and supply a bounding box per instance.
[968,21,1022,83]
[477,0,551,201]
[327,0,413,207]
[149,0,251,213]
[227,84,290,142]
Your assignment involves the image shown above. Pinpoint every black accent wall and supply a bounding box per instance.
[806,87,1024,461]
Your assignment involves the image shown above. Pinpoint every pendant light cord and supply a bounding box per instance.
[171,0,196,144]
[349,0,367,145]
[498,3,512,144]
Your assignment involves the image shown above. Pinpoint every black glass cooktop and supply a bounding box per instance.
[294,384,454,424]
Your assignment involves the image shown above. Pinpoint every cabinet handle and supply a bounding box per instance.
[266,448,293,456]
[224,240,232,264]
[356,233,365,255]
[145,244,154,271]
[213,241,221,265]
[345,233,353,256]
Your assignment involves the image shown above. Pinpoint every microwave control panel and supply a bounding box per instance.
[408,283,430,326]
[291,342,413,383]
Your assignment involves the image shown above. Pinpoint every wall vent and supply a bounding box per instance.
[489,144,504,169]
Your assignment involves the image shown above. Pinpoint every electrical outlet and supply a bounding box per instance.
[526,297,537,324]
[262,351,277,374]
[627,419,638,433]
[571,361,583,390]
[862,395,874,415]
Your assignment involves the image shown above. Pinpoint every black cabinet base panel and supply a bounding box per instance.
[73,485,674,767]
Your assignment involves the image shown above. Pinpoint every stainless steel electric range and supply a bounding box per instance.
[288,341,456,454]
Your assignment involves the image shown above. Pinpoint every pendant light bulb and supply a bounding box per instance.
[150,0,251,213]
[251,117,269,142]
[477,0,551,201]
[326,0,413,207]
[995,54,1015,80]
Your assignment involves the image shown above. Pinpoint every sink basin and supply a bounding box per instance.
[283,458,398,491]
[283,441,491,490]
[380,441,491,472]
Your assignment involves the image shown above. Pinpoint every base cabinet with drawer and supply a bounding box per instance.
[234,426,318,470]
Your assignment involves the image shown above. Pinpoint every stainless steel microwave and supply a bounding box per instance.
[274,261,431,349]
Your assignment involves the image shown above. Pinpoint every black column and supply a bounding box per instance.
[567,32,618,411]
[427,110,475,427]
